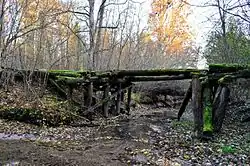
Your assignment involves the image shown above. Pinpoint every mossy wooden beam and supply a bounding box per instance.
[48,70,86,77]
[209,63,250,73]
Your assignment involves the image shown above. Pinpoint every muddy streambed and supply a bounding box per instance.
[0,106,249,165]
[0,107,179,165]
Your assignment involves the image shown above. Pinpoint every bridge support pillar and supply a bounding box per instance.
[103,83,110,117]
[192,75,203,138]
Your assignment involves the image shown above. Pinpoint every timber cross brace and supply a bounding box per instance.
[1,64,250,138]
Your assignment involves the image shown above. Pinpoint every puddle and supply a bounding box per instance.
[3,161,20,166]
[0,133,36,140]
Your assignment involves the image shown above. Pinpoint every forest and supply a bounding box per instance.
[0,0,249,165]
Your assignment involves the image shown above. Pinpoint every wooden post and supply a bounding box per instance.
[67,85,73,102]
[202,81,213,138]
[212,85,230,132]
[86,82,93,111]
[192,75,203,138]
[81,85,85,113]
[126,83,132,115]
[116,82,122,115]
[103,83,110,117]
[120,88,125,113]
[177,82,192,120]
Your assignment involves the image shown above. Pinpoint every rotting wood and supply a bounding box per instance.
[177,82,192,121]
[192,75,203,138]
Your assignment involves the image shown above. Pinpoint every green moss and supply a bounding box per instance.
[131,93,141,103]
[221,145,236,154]
[203,105,213,132]
[48,70,83,77]
[218,75,234,84]
[0,95,79,126]
[172,120,193,129]
[0,107,43,125]
[203,86,213,132]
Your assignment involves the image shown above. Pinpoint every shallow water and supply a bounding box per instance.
[0,133,36,140]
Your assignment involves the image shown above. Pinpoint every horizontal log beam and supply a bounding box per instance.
[209,64,250,73]
[127,75,191,82]
[113,69,207,77]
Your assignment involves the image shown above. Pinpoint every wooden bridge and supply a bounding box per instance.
[1,64,250,138]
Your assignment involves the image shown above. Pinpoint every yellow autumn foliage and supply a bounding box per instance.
[148,0,192,53]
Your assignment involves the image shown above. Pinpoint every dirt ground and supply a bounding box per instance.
[0,107,178,166]
[0,104,249,166]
